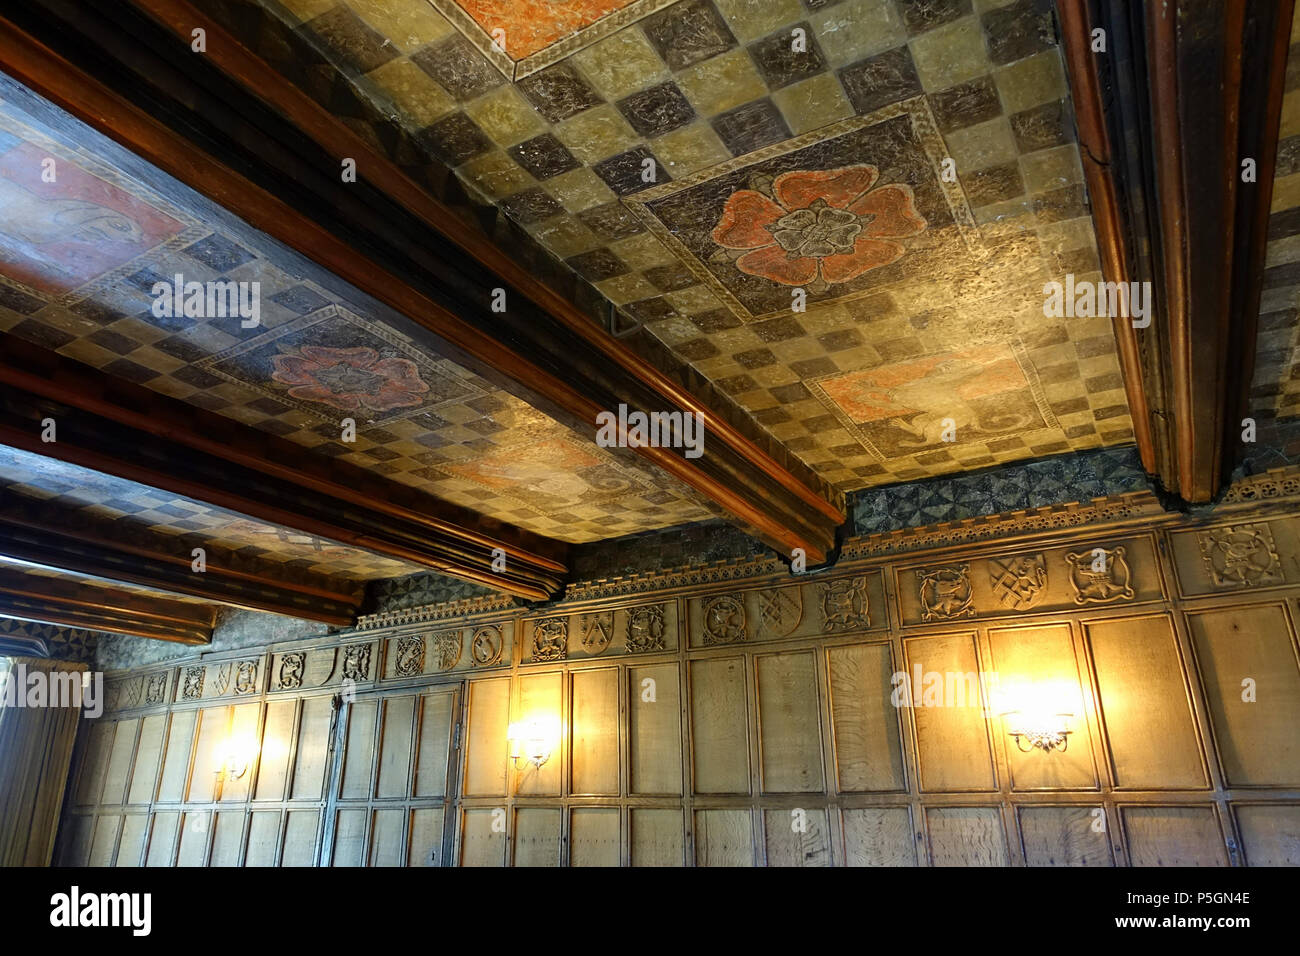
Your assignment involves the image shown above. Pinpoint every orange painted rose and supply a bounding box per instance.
[711,165,926,290]
[271,345,429,413]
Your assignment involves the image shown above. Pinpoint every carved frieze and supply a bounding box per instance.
[431,632,462,670]
[211,663,232,696]
[278,653,305,690]
[1065,547,1134,604]
[181,666,205,700]
[702,594,747,645]
[471,625,504,666]
[144,672,168,705]
[989,554,1048,610]
[395,636,425,677]
[919,564,975,621]
[580,611,613,655]
[1197,524,1284,588]
[626,605,666,653]
[819,576,869,631]
[234,660,258,695]
[532,618,568,662]
[757,586,803,638]
[342,644,372,682]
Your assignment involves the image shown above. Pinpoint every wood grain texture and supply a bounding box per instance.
[1234,805,1300,866]
[629,663,682,795]
[756,651,824,794]
[571,668,619,795]
[1018,806,1113,866]
[827,643,905,792]
[1123,806,1228,866]
[1188,604,1300,786]
[690,657,749,794]
[570,807,620,867]
[906,634,997,793]
[1087,615,1206,789]
[631,808,684,867]
[694,809,753,867]
[842,807,917,866]
[926,807,1008,866]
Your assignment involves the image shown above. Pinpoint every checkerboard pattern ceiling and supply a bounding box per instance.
[1252,6,1300,433]
[197,0,1136,489]
[0,447,418,581]
[0,95,718,545]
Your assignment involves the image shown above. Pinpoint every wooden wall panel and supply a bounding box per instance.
[281,811,319,866]
[460,808,506,867]
[629,663,681,795]
[571,668,619,795]
[464,678,510,798]
[513,807,561,866]
[340,700,378,799]
[630,808,684,866]
[116,814,148,867]
[59,814,93,866]
[73,722,112,807]
[1018,806,1113,866]
[756,651,824,794]
[925,807,1009,866]
[177,811,210,866]
[157,710,195,804]
[210,811,244,866]
[690,657,749,794]
[408,808,443,867]
[905,634,997,792]
[1087,616,1206,789]
[1122,806,1228,866]
[88,814,119,866]
[145,812,178,867]
[516,672,563,796]
[986,624,1097,791]
[1188,605,1300,786]
[331,809,366,867]
[841,808,916,866]
[128,715,166,806]
[254,699,296,801]
[369,809,405,865]
[188,709,227,803]
[290,696,333,801]
[763,808,831,866]
[245,810,281,866]
[694,809,752,866]
[377,696,415,799]
[414,691,455,798]
[570,807,619,866]
[220,703,260,804]
[827,643,905,793]
[102,718,138,806]
[1234,805,1300,865]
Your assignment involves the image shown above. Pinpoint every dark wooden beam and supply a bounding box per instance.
[0,334,566,601]
[1057,0,1294,502]
[0,511,359,626]
[0,567,215,644]
[0,0,845,561]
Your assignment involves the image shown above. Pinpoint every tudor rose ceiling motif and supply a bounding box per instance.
[209,0,1137,492]
[0,89,717,549]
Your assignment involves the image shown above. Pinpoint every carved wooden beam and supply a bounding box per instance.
[0,0,845,561]
[0,567,215,644]
[1057,0,1294,502]
[0,511,360,625]
[0,334,566,601]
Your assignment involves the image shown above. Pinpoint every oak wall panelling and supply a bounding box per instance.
[60,502,1300,867]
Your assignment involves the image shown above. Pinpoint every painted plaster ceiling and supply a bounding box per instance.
[0,90,719,552]
[1252,8,1300,439]
[189,0,1138,491]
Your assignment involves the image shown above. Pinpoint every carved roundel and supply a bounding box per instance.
[703,594,747,645]
[471,625,504,666]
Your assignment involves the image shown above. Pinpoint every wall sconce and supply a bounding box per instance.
[1003,710,1073,753]
[216,737,257,779]
[508,717,558,771]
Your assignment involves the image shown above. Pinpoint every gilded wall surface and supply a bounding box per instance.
[57,481,1300,866]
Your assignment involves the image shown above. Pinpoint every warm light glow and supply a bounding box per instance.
[218,735,259,779]
[507,715,559,770]
[992,677,1077,753]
